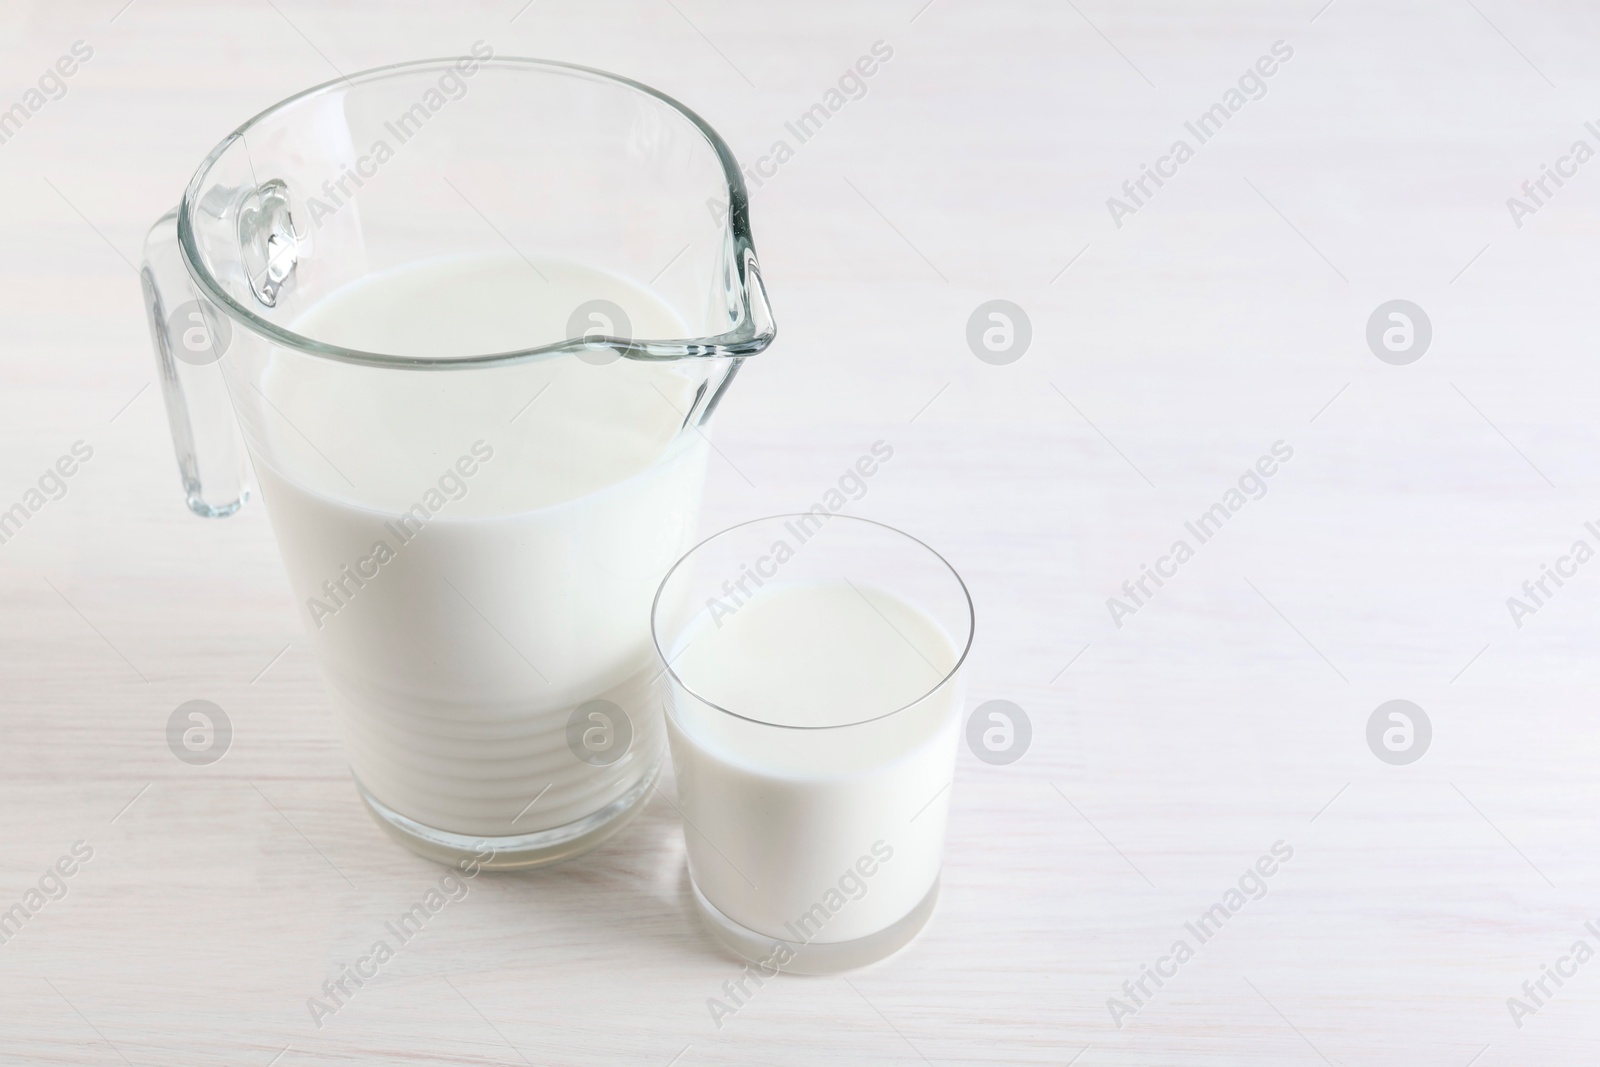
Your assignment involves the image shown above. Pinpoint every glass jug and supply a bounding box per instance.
[140,52,775,869]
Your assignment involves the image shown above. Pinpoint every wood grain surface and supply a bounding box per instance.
[2,0,1599,1063]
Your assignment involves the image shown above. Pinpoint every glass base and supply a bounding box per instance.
[356,760,660,871]
[690,874,940,975]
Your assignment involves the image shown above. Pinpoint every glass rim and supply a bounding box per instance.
[649,514,976,731]
[175,55,775,371]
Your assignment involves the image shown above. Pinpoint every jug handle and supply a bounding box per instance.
[141,207,250,518]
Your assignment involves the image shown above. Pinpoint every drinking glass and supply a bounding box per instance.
[652,515,974,973]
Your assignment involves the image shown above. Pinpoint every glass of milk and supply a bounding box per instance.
[139,56,775,868]
[652,516,974,973]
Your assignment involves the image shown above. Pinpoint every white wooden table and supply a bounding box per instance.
[3,0,1599,1062]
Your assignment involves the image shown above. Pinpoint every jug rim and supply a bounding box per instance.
[176,56,776,370]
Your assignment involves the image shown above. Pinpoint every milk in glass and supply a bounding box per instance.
[665,580,962,944]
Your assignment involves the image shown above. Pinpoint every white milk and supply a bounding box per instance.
[248,253,708,838]
[664,580,962,944]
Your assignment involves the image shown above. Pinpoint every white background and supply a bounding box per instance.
[2,0,1599,1063]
